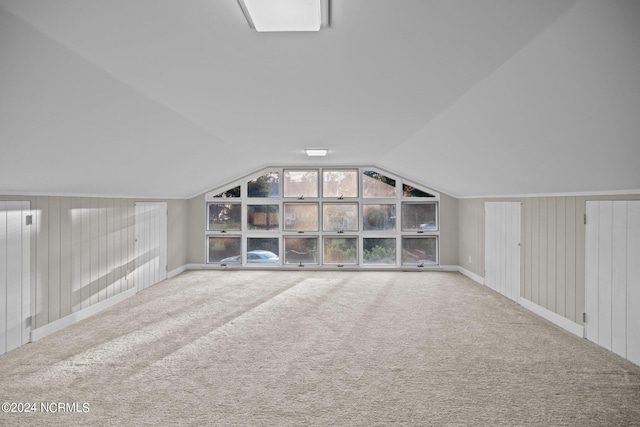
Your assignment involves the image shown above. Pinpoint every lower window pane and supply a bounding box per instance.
[284,237,318,264]
[363,238,396,265]
[402,237,437,265]
[208,236,241,263]
[323,237,358,264]
[247,238,280,264]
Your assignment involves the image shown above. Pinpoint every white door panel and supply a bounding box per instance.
[0,201,31,355]
[585,201,640,365]
[485,202,521,302]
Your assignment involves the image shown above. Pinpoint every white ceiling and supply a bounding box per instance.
[1,0,639,199]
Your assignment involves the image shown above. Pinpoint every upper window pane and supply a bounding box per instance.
[283,203,318,231]
[322,170,358,198]
[363,204,396,231]
[248,172,279,198]
[247,205,279,231]
[208,203,241,231]
[283,170,318,198]
[212,186,241,198]
[402,184,435,198]
[401,203,437,231]
[322,203,358,232]
[323,237,358,265]
[363,171,396,198]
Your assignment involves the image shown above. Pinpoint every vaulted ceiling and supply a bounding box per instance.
[1,0,639,199]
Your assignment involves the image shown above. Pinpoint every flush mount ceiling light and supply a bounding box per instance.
[305,148,329,156]
[238,0,329,32]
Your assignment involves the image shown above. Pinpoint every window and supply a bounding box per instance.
[363,238,396,265]
[322,169,358,198]
[248,172,279,198]
[208,203,241,231]
[212,186,241,198]
[247,205,279,230]
[284,237,318,264]
[363,171,396,198]
[363,204,396,231]
[284,170,318,198]
[323,237,357,264]
[283,203,318,231]
[205,166,440,268]
[401,203,437,231]
[402,237,437,265]
[247,238,280,264]
[403,184,435,198]
[322,203,358,232]
[208,237,241,263]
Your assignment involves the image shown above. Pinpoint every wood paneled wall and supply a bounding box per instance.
[522,197,581,322]
[458,194,640,325]
[438,193,458,266]
[0,196,189,331]
[31,196,136,329]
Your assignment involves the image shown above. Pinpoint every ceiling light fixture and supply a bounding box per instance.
[305,148,328,156]
[238,0,329,32]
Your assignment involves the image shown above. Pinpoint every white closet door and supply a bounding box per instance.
[134,202,167,291]
[485,202,521,302]
[585,201,640,365]
[0,201,31,355]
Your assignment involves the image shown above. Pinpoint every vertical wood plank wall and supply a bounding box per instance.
[134,202,168,291]
[459,194,640,325]
[522,197,581,323]
[0,201,31,355]
[585,200,640,365]
[31,196,136,329]
[0,196,188,332]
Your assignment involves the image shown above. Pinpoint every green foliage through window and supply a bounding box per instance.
[248,172,279,198]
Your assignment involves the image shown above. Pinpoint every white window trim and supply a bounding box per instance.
[205,165,440,270]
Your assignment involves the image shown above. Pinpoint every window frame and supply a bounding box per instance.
[204,166,440,269]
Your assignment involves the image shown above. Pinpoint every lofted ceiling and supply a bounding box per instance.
[1,0,639,199]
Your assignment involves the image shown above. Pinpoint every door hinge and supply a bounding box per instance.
[584,214,587,225]
[583,312,587,323]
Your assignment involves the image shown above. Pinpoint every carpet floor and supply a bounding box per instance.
[1,270,639,426]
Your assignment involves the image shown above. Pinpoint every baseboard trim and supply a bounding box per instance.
[30,287,138,342]
[186,264,473,273]
[456,266,485,285]
[519,297,584,338]
[168,265,188,279]
[452,266,583,338]
[29,266,584,344]
[187,263,206,270]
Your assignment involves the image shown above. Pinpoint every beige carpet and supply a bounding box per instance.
[1,271,639,426]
